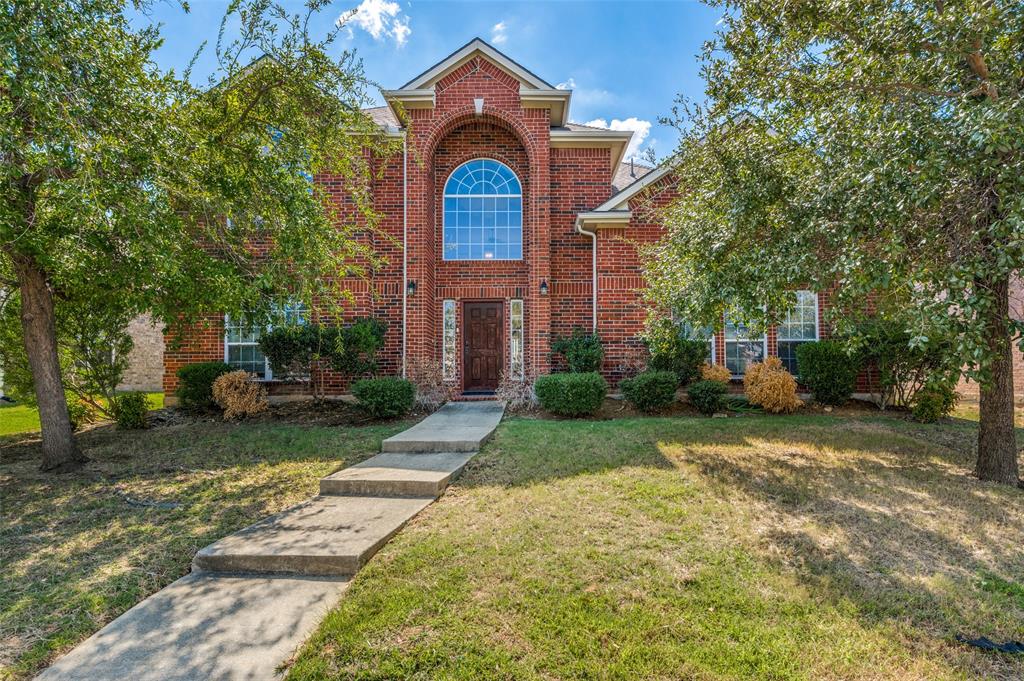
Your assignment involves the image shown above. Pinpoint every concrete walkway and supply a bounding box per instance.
[37,401,504,681]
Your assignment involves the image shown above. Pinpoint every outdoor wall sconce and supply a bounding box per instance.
[539,280,549,296]
[407,280,417,297]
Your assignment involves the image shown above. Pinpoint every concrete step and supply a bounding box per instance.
[320,451,475,498]
[192,495,432,576]
[382,401,505,453]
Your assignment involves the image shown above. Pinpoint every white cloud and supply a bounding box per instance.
[583,116,653,159]
[340,0,411,46]
[555,77,576,90]
[491,21,508,45]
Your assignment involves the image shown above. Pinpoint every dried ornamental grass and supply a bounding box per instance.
[701,362,732,384]
[407,357,456,410]
[212,370,269,420]
[744,357,802,414]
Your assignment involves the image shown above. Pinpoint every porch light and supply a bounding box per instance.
[539,280,549,296]
[407,280,417,297]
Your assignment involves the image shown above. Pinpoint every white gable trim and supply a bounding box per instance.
[400,38,552,91]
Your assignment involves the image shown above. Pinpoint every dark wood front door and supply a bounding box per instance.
[463,302,504,392]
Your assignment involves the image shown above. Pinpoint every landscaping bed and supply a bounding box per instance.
[286,411,1024,680]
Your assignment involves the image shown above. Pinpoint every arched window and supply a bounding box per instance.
[443,159,522,260]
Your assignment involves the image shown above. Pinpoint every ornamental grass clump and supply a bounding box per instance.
[744,357,802,414]
[212,370,269,420]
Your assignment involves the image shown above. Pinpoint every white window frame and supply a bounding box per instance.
[676,320,716,365]
[776,290,819,377]
[442,158,523,261]
[509,299,525,380]
[223,302,307,381]
[723,314,768,378]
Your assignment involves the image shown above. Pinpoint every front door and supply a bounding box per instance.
[463,301,504,392]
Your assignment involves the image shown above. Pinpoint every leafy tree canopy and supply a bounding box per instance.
[647,0,1023,483]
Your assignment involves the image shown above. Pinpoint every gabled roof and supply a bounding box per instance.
[399,37,554,91]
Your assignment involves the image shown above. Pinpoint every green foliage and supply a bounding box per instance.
[259,325,319,378]
[687,380,727,416]
[65,398,95,432]
[351,377,415,419]
[176,362,233,411]
[326,318,388,376]
[111,392,148,430]
[620,371,678,413]
[551,329,604,373]
[534,372,608,416]
[642,318,708,385]
[796,341,860,406]
[842,316,956,410]
[912,383,960,423]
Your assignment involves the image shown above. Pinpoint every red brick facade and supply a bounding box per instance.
[162,39,861,399]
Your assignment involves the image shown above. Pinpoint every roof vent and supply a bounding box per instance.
[630,158,636,178]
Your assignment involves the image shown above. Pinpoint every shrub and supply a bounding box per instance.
[176,361,232,410]
[744,357,802,414]
[534,372,607,416]
[701,362,732,384]
[912,383,960,423]
[111,391,148,429]
[551,329,603,373]
[407,357,455,411]
[212,370,269,420]
[496,372,537,411]
[796,341,860,406]
[258,325,317,378]
[351,377,415,419]
[620,370,678,413]
[66,397,96,431]
[687,380,727,416]
[326,318,387,376]
[642,318,708,384]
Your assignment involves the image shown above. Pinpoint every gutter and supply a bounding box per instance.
[401,131,408,377]
[574,218,599,332]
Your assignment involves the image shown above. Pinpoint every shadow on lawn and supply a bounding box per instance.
[461,414,1024,678]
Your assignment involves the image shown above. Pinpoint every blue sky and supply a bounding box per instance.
[130,1,722,160]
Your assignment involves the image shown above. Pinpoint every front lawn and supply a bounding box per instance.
[0,412,412,681]
[287,412,1024,680]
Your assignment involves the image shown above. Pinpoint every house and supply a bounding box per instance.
[159,38,842,401]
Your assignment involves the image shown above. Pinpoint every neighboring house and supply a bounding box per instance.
[119,314,165,393]
[155,39,922,400]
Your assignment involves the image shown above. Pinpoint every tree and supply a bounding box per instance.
[647,0,1023,484]
[1,0,395,470]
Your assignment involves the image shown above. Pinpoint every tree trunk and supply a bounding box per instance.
[975,272,1020,485]
[11,251,85,472]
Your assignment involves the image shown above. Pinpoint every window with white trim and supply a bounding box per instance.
[224,302,307,380]
[678,320,715,364]
[443,159,523,260]
[442,300,457,380]
[509,299,524,379]
[777,290,818,376]
[724,315,765,377]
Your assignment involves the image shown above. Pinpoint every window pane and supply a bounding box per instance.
[443,158,523,260]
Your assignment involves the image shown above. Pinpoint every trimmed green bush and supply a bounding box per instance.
[534,372,608,416]
[176,361,233,410]
[551,329,603,373]
[795,340,860,406]
[259,325,318,377]
[620,370,678,413]
[111,391,148,429]
[643,319,708,385]
[912,383,960,423]
[351,377,415,419]
[687,380,727,416]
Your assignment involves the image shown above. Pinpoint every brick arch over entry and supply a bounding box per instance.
[405,104,552,383]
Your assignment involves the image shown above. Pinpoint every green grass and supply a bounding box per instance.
[0,412,412,681]
[0,392,164,437]
[286,413,1024,681]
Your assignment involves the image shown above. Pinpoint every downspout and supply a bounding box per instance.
[574,218,598,332]
[401,131,408,377]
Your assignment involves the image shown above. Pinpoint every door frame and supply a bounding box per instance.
[461,299,505,392]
